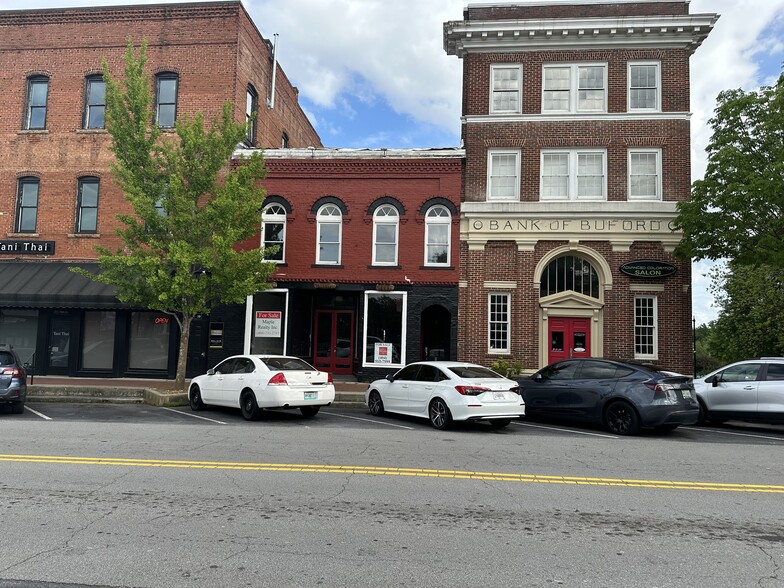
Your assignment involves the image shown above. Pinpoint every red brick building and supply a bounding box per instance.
[0,2,320,378]
[444,1,718,375]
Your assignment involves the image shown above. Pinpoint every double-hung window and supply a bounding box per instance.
[628,62,660,111]
[246,84,258,146]
[83,75,106,129]
[634,296,658,359]
[488,293,510,354]
[262,203,286,262]
[540,149,606,201]
[16,177,39,233]
[542,64,607,113]
[155,73,178,128]
[24,76,49,130]
[316,204,342,264]
[424,205,451,266]
[487,149,520,201]
[76,177,100,233]
[490,65,522,114]
[628,149,661,200]
[372,205,399,265]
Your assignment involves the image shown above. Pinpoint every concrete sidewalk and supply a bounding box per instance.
[25,376,368,408]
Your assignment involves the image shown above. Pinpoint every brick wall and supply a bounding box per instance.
[465,2,688,21]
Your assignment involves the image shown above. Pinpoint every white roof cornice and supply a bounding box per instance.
[444,13,719,56]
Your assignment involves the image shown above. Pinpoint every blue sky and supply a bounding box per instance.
[5,0,784,325]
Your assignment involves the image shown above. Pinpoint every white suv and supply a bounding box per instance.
[693,358,784,425]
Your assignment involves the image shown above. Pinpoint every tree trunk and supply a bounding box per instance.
[176,314,193,392]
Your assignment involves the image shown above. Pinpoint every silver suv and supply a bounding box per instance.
[693,358,784,425]
[0,344,27,414]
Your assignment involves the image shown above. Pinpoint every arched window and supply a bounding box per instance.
[373,204,399,265]
[316,204,342,264]
[540,255,600,298]
[262,203,286,262]
[424,205,451,266]
[246,84,258,146]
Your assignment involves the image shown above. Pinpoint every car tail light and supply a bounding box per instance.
[1,367,22,378]
[645,382,678,404]
[510,386,523,395]
[268,372,288,385]
[327,373,333,384]
[455,385,491,396]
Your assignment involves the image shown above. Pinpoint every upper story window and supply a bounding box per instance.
[424,205,451,266]
[16,177,39,233]
[542,64,607,113]
[628,62,660,111]
[316,204,342,264]
[76,177,100,234]
[372,205,399,265]
[262,203,286,263]
[490,65,522,114]
[83,75,106,129]
[24,76,49,130]
[246,84,258,146]
[628,148,662,200]
[540,149,606,201]
[155,73,178,128]
[281,132,289,148]
[487,149,520,201]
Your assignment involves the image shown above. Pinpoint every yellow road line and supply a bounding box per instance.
[1,453,782,493]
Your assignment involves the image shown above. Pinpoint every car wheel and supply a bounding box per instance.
[696,399,708,425]
[603,400,640,435]
[240,390,261,421]
[368,390,384,416]
[11,401,25,415]
[300,406,320,418]
[488,418,511,429]
[428,398,452,430]
[189,385,205,411]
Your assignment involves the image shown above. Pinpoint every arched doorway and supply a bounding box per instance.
[420,305,451,361]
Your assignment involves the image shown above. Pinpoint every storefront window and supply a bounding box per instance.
[0,309,38,367]
[81,311,115,370]
[128,312,170,370]
[251,290,288,354]
[364,292,406,367]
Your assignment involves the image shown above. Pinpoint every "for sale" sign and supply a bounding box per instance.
[255,311,282,337]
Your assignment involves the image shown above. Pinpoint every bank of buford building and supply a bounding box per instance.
[445,0,716,375]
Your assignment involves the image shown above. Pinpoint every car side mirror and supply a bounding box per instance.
[705,375,717,386]
[207,368,215,376]
[385,374,395,382]
[533,373,543,382]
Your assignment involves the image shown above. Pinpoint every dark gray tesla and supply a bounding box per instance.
[513,359,698,435]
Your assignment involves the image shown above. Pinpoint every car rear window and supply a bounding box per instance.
[448,365,504,379]
[0,352,15,367]
[261,357,317,371]
[766,363,784,381]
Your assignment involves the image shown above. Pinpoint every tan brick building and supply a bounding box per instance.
[444,1,718,375]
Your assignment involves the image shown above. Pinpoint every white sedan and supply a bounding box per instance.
[365,361,525,430]
[189,355,335,421]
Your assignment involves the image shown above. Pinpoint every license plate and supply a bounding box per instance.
[304,392,317,400]
[493,392,506,400]
[682,389,692,399]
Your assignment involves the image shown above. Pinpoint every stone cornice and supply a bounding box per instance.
[463,112,691,124]
[444,13,718,56]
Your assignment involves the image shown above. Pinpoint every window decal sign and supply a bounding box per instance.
[619,260,677,278]
[374,342,393,363]
[255,311,282,337]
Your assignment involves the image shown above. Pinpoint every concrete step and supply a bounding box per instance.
[27,386,146,404]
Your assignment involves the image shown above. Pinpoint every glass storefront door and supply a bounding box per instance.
[47,314,72,374]
[313,310,353,374]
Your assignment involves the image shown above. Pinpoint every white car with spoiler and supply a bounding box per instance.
[365,361,525,430]
[189,355,335,421]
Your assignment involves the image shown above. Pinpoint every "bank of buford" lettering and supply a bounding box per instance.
[470,219,677,232]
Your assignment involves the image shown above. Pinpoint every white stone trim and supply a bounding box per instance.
[630,283,665,292]
[484,281,517,289]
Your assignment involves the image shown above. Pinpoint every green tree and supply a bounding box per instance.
[706,263,784,362]
[693,322,722,376]
[674,69,784,268]
[74,40,275,390]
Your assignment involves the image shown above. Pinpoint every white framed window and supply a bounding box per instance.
[628,62,661,112]
[628,149,662,200]
[316,204,342,264]
[487,149,520,201]
[540,149,606,201]
[363,291,407,368]
[372,204,399,265]
[634,296,658,359]
[490,64,522,114]
[262,203,286,262]
[542,63,607,113]
[488,293,510,354]
[424,205,451,266]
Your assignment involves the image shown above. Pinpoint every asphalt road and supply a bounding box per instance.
[1,403,783,588]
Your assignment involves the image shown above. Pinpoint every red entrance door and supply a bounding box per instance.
[313,310,354,374]
[548,317,591,364]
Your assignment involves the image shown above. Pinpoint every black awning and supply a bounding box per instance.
[0,262,134,309]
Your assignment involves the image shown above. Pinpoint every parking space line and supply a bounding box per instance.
[681,426,784,442]
[321,411,415,430]
[513,421,618,439]
[158,406,227,425]
[24,406,52,421]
